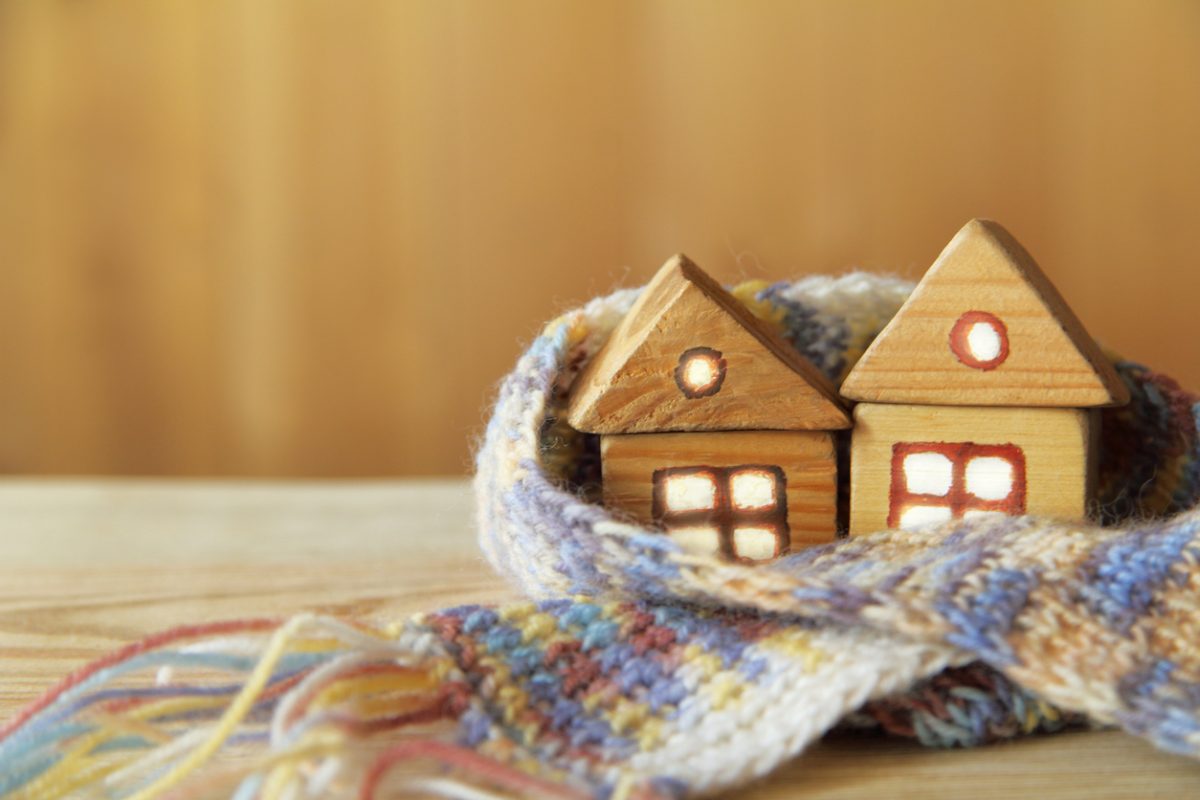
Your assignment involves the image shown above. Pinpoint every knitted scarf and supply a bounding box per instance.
[1,273,1197,799]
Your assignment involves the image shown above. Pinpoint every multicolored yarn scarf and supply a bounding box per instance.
[2,273,1198,799]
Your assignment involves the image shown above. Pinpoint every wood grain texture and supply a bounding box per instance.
[0,2,1198,476]
[602,431,838,549]
[568,255,848,434]
[849,404,1093,536]
[1,479,1199,797]
[840,220,1128,407]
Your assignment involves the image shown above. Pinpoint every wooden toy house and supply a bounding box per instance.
[840,219,1129,536]
[567,255,851,560]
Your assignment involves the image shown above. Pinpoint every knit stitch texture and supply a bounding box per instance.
[470,272,1200,794]
[1,272,1197,799]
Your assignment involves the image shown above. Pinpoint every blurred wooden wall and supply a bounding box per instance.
[1,0,1198,476]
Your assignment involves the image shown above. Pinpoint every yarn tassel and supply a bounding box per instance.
[0,598,1082,800]
[0,614,598,800]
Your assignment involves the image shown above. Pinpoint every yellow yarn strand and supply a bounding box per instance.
[26,755,127,800]
[287,636,357,653]
[122,614,316,800]
[13,695,244,799]
[258,761,300,800]
[310,670,437,711]
[256,729,347,800]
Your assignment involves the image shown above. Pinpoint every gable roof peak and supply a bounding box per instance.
[839,219,1129,408]
[567,254,850,434]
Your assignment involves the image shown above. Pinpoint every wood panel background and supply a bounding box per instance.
[0,0,1197,476]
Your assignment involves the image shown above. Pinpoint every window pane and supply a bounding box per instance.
[966,320,1003,362]
[663,472,717,512]
[965,456,1014,500]
[732,526,779,560]
[898,504,953,531]
[669,525,721,555]
[730,468,778,511]
[963,509,1008,522]
[903,452,953,496]
[682,354,718,390]
[674,347,726,398]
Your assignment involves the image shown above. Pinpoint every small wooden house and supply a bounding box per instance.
[567,255,851,561]
[840,219,1130,536]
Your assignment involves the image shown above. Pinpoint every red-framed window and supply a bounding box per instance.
[887,442,1026,530]
[651,465,788,561]
[949,310,1010,371]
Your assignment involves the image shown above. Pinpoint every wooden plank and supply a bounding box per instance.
[568,255,849,434]
[840,220,1129,408]
[0,479,1198,798]
[849,404,1093,536]
[602,430,839,552]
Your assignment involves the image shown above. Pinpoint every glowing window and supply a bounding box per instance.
[888,442,1026,531]
[949,311,1009,370]
[898,505,954,531]
[670,526,722,555]
[903,452,953,497]
[674,347,726,398]
[730,468,777,510]
[967,323,1002,361]
[652,465,788,561]
[963,509,1007,522]
[965,456,1015,501]
[663,472,717,512]
[732,526,781,561]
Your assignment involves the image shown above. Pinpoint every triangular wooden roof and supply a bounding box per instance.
[840,219,1129,407]
[567,255,850,434]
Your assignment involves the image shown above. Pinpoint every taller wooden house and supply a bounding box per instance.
[840,219,1130,536]
[568,255,850,561]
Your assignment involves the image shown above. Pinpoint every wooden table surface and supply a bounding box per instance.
[1,479,1196,798]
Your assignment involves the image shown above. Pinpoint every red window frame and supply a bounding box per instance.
[949,310,1010,371]
[887,442,1027,528]
[651,465,789,560]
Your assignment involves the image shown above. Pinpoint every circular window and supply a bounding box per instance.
[949,311,1009,370]
[674,347,726,398]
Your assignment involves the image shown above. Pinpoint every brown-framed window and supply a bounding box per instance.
[888,442,1027,530]
[651,465,788,561]
[674,347,727,398]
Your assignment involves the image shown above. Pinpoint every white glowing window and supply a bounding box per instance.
[903,452,953,496]
[963,509,1007,522]
[730,469,777,510]
[732,526,779,561]
[652,465,788,561]
[674,347,726,398]
[889,442,1027,530]
[949,311,1009,370]
[898,505,954,531]
[684,357,717,390]
[965,456,1015,501]
[966,321,1002,362]
[663,472,717,512]
[670,526,722,554]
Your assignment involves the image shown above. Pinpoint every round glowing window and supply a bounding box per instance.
[949,311,1009,370]
[674,347,726,398]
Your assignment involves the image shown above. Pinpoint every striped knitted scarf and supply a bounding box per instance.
[1,273,1197,799]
